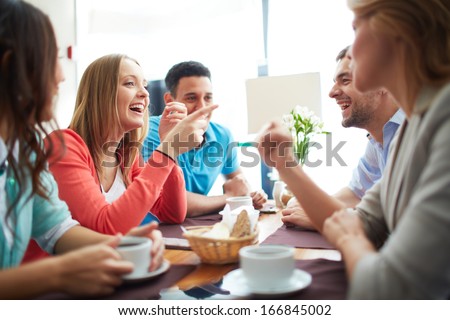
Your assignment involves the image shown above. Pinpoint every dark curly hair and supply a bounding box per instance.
[165,61,211,97]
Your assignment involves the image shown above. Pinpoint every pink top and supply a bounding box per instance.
[50,129,187,231]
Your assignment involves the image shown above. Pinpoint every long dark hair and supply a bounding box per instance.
[0,0,62,215]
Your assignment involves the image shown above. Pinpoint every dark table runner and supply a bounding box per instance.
[242,258,347,299]
[159,259,347,300]
[262,225,335,249]
[171,258,347,300]
[291,259,348,299]
[159,213,222,239]
[109,264,196,299]
[37,264,196,300]
[241,259,347,300]
[38,259,346,300]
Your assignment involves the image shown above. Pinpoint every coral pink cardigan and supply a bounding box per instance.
[23,129,186,262]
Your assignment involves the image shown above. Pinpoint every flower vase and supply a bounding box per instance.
[295,136,310,165]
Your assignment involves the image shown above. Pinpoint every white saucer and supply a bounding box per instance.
[226,269,312,296]
[123,259,170,284]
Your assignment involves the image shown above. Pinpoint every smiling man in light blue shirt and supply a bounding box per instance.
[143,61,267,218]
[348,111,404,198]
[282,46,405,229]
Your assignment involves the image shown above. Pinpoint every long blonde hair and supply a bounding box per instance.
[70,54,149,186]
[348,0,450,89]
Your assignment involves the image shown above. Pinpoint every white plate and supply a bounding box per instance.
[123,259,170,284]
[226,268,312,296]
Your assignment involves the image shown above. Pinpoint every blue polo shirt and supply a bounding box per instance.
[143,116,240,195]
[348,109,405,198]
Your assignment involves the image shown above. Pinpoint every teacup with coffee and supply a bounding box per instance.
[116,236,152,279]
[226,196,253,210]
[239,245,295,290]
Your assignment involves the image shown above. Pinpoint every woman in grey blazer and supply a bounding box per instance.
[257,0,450,299]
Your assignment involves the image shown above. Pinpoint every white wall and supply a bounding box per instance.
[27,0,365,195]
[75,0,263,141]
[26,0,78,128]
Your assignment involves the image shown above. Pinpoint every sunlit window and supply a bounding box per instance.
[75,0,366,194]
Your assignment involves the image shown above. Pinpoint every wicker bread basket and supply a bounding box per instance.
[183,225,259,264]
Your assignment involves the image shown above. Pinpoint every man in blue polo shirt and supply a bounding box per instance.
[282,46,405,228]
[143,61,267,217]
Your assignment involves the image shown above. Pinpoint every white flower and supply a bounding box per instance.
[294,105,314,119]
[310,115,321,126]
[293,105,304,115]
[282,114,295,129]
[282,105,328,165]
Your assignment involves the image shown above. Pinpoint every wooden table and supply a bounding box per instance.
[163,210,341,291]
[36,209,344,300]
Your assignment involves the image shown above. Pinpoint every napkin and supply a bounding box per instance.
[219,204,259,233]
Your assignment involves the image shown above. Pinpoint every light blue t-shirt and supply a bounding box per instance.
[348,109,405,198]
[0,139,75,268]
[143,116,240,196]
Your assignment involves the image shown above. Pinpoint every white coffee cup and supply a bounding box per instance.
[226,196,253,210]
[272,181,286,209]
[116,236,152,279]
[239,245,295,290]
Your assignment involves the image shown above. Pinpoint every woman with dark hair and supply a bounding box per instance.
[0,0,164,298]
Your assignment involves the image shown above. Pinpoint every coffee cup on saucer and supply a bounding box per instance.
[239,245,295,290]
[116,236,152,279]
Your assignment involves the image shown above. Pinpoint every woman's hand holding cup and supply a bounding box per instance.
[126,222,164,272]
[55,237,133,297]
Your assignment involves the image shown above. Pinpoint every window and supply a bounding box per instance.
[75,0,365,194]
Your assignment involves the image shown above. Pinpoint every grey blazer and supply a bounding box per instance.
[350,83,450,299]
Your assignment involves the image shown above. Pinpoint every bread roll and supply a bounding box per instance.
[230,210,252,238]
